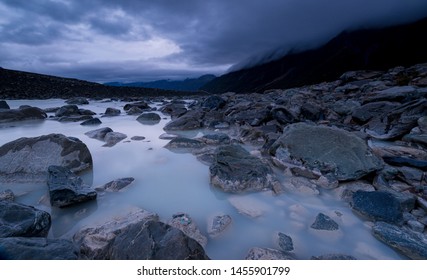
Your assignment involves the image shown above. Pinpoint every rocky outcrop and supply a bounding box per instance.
[209,144,279,193]
[0,237,78,260]
[47,165,97,208]
[0,134,92,183]
[73,209,209,260]
[0,201,51,237]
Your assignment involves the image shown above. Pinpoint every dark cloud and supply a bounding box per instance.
[1,0,427,82]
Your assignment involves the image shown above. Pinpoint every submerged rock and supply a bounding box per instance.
[270,122,383,181]
[207,214,232,238]
[0,237,78,260]
[372,221,427,260]
[47,165,97,208]
[0,201,51,237]
[210,144,279,193]
[96,177,135,192]
[310,213,339,231]
[0,134,92,183]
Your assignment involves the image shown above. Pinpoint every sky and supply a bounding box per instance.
[1,0,427,83]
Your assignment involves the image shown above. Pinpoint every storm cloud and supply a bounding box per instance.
[1,0,427,82]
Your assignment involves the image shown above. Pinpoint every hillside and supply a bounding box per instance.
[0,68,203,99]
[202,17,427,93]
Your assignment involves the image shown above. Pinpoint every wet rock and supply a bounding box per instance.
[310,213,339,231]
[47,165,97,208]
[163,110,204,131]
[55,105,80,117]
[160,102,187,119]
[123,101,150,112]
[372,221,427,259]
[245,247,295,260]
[311,254,357,260]
[270,123,383,181]
[126,106,144,115]
[73,209,209,260]
[352,101,399,123]
[80,118,102,126]
[0,237,78,260]
[169,213,208,248]
[136,112,161,125]
[0,134,92,183]
[96,177,135,192]
[66,97,89,105]
[0,106,47,123]
[202,95,226,110]
[103,132,127,147]
[0,189,14,202]
[103,107,121,116]
[164,137,205,153]
[210,144,279,193]
[84,127,113,141]
[207,214,232,238]
[277,232,294,251]
[198,133,231,145]
[0,201,51,237]
[0,100,10,109]
[351,191,403,224]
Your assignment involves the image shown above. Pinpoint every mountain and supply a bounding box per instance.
[0,68,203,99]
[202,17,427,94]
[105,74,216,91]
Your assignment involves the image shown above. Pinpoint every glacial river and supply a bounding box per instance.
[0,99,405,260]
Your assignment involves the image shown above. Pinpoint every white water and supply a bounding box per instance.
[0,99,405,260]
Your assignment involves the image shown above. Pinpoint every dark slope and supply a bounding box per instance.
[0,68,202,99]
[105,74,216,91]
[202,17,427,94]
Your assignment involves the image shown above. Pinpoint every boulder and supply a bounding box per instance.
[0,107,47,123]
[164,137,205,153]
[136,112,161,125]
[73,208,209,260]
[310,213,339,231]
[47,165,97,208]
[277,232,294,251]
[103,107,121,116]
[270,123,383,181]
[351,101,399,123]
[210,144,279,193]
[201,95,226,110]
[163,110,204,131]
[80,118,102,126]
[123,101,150,112]
[372,221,427,259]
[0,134,92,183]
[84,127,113,141]
[168,213,207,248]
[96,177,135,192]
[160,103,187,119]
[55,105,80,117]
[207,214,232,238]
[351,190,403,224]
[245,247,295,260]
[103,132,127,147]
[0,201,51,237]
[0,237,78,260]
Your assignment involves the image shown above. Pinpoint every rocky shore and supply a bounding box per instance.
[1,62,427,259]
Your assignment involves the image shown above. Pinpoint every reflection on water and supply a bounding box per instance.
[0,99,405,259]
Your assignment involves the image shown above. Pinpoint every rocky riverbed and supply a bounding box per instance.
[1,62,427,260]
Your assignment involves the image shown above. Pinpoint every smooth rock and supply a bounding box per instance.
[0,134,92,183]
[310,213,339,231]
[55,105,80,117]
[65,97,89,105]
[84,127,113,141]
[163,110,204,131]
[104,107,121,116]
[103,132,127,147]
[136,112,161,125]
[245,247,295,260]
[0,201,51,237]
[0,237,78,260]
[47,165,97,208]
[351,191,403,224]
[164,137,205,152]
[123,101,150,112]
[210,144,279,193]
[270,123,383,181]
[0,107,47,123]
[228,196,270,218]
[372,221,427,259]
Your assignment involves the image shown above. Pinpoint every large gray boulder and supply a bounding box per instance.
[0,134,92,183]
[270,123,383,181]
[0,237,78,260]
[73,209,209,260]
[47,165,97,208]
[163,110,204,131]
[209,144,279,193]
[0,106,47,123]
[372,222,427,259]
[0,201,51,237]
